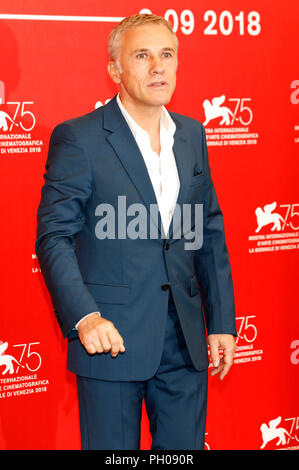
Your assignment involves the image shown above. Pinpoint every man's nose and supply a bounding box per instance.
[150,56,165,74]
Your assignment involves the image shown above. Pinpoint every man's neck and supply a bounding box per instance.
[118,93,162,136]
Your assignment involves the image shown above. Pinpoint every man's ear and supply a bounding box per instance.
[107,61,121,84]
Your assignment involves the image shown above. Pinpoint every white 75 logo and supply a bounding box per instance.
[228,98,253,125]
[12,342,42,374]
[279,204,299,230]
[6,101,36,132]
[235,316,257,344]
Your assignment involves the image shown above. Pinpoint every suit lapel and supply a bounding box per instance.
[103,96,163,236]
[168,118,192,240]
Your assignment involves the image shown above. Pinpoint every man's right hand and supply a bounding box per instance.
[77,313,125,357]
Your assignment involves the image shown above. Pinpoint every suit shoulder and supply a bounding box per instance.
[168,110,204,135]
[51,107,103,139]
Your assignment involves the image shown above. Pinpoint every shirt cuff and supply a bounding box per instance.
[75,311,101,330]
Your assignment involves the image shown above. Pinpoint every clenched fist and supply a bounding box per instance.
[77,313,126,357]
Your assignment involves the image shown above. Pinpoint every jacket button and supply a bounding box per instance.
[165,242,170,250]
[161,284,170,291]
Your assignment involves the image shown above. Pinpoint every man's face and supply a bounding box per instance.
[110,24,178,109]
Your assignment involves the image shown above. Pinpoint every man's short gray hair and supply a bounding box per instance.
[108,13,179,70]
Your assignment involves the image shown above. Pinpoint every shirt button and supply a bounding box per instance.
[161,284,170,291]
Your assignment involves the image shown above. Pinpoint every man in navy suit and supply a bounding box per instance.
[36,13,237,450]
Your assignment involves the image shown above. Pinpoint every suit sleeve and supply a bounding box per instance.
[194,123,237,336]
[35,123,100,338]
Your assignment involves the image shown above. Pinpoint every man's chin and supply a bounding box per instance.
[145,94,173,107]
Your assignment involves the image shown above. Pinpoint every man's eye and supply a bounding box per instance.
[162,52,172,58]
[137,53,147,59]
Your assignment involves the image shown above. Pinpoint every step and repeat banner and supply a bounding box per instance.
[0,0,298,450]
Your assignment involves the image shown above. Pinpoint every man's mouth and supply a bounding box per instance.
[148,81,167,87]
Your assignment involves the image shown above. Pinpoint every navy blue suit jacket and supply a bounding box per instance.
[35,95,237,380]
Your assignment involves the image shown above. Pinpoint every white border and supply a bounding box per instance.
[0,14,124,22]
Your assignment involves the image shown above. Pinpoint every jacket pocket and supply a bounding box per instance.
[190,169,204,186]
[84,282,130,304]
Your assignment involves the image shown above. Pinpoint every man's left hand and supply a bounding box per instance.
[208,334,236,380]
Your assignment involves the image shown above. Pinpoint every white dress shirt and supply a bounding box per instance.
[75,94,180,329]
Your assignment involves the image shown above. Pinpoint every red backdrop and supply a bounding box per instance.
[0,0,298,450]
